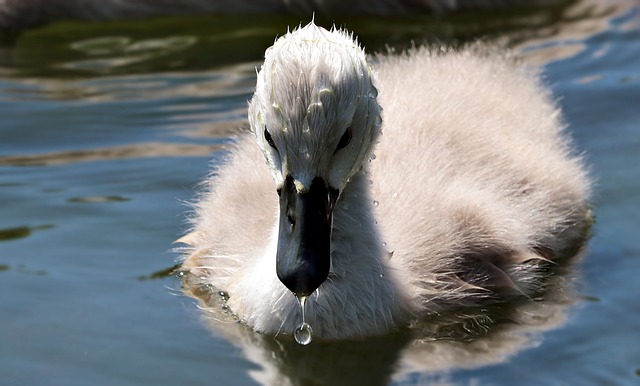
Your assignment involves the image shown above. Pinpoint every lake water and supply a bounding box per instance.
[1,1,639,385]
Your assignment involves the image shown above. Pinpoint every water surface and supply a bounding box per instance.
[1,2,639,385]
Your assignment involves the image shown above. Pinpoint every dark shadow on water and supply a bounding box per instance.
[0,263,47,275]
[0,224,55,242]
[136,263,181,281]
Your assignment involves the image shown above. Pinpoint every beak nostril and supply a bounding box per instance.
[287,211,296,225]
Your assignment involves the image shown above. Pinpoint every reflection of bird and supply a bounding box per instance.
[0,0,558,31]
[179,22,592,340]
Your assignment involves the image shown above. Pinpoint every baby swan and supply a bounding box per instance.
[179,22,592,340]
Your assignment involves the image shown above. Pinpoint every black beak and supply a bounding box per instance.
[276,176,338,297]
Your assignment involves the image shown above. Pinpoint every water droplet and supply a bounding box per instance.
[379,273,385,278]
[374,115,382,127]
[202,283,213,291]
[294,323,313,345]
[373,200,379,207]
[176,271,185,278]
[218,291,229,301]
[369,180,374,186]
[370,153,377,161]
[382,242,387,247]
[294,295,313,345]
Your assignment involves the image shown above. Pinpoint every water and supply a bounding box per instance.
[294,295,313,346]
[1,2,640,385]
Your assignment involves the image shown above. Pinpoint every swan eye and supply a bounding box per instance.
[264,128,277,149]
[336,127,352,152]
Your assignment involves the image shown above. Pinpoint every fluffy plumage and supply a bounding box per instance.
[179,22,592,340]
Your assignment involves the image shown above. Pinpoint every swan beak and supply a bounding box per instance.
[276,176,338,297]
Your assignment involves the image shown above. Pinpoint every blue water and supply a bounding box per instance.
[1,3,639,385]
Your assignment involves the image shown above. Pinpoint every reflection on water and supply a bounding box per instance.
[65,35,198,73]
[0,1,630,78]
[1,1,639,385]
[181,258,577,385]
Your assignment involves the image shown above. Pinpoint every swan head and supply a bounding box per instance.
[248,22,382,297]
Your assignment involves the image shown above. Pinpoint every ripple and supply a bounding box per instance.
[62,35,198,74]
[60,56,152,73]
[0,142,222,166]
[70,36,131,55]
[124,36,197,53]
[0,224,55,242]
[67,195,130,203]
